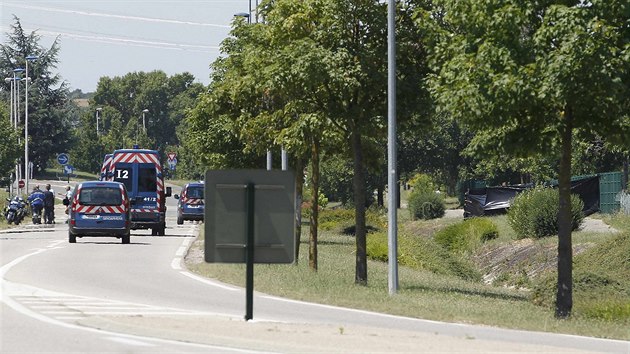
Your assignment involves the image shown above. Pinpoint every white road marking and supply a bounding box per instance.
[171,258,182,270]
[106,337,155,347]
[178,271,239,292]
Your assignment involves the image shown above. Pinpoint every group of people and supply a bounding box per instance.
[26,184,73,224]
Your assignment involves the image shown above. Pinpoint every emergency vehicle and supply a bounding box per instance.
[99,154,113,181]
[107,147,171,235]
[174,182,204,224]
[68,181,131,244]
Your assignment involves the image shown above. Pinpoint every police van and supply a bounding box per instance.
[99,153,113,180]
[174,182,204,224]
[68,181,130,244]
[107,147,171,235]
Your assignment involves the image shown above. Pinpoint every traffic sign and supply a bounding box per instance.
[167,152,177,161]
[57,153,69,165]
[18,180,24,188]
[64,165,74,175]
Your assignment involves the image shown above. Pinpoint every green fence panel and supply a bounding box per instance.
[599,172,623,214]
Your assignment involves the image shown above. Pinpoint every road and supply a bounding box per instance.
[1,179,628,353]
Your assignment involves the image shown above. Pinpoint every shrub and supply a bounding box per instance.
[434,217,499,253]
[408,173,437,195]
[318,207,385,234]
[366,231,480,281]
[408,191,445,220]
[507,186,584,239]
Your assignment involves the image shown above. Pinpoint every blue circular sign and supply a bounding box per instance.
[57,153,69,165]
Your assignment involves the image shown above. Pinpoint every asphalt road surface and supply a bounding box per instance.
[1,179,628,353]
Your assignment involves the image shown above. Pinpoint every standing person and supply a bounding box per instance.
[59,186,73,223]
[43,184,55,224]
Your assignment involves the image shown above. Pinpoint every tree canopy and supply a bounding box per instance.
[425,0,630,317]
[0,16,73,174]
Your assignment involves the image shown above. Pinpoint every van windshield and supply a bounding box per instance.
[79,187,123,206]
[186,186,204,199]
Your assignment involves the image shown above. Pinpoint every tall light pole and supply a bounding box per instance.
[24,55,37,194]
[387,0,399,295]
[142,109,149,132]
[96,107,102,135]
[5,78,14,125]
[13,68,24,128]
[235,8,277,171]
[5,77,15,196]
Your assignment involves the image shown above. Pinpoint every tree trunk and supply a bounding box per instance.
[352,129,367,285]
[377,184,384,207]
[294,157,305,264]
[556,106,573,318]
[309,139,320,271]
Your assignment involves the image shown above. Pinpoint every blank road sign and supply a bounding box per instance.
[204,169,295,264]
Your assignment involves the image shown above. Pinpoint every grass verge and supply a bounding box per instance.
[185,211,630,340]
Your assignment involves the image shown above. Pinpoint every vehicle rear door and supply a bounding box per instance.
[73,185,127,229]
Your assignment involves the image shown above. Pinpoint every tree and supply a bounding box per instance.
[261,0,429,283]
[75,70,203,173]
[427,0,630,317]
[0,103,21,180]
[0,17,73,174]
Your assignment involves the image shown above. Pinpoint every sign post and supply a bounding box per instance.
[204,170,295,321]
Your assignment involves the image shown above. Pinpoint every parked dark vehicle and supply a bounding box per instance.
[68,181,131,244]
[173,182,204,225]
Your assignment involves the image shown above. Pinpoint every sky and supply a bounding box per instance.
[0,0,252,92]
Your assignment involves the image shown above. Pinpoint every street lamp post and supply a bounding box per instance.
[235,8,278,170]
[5,77,15,196]
[142,109,149,132]
[96,107,102,135]
[5,78,14,126]
[24,55,37,194]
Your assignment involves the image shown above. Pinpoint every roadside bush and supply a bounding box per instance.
[408,173,437,195]
[434,217,499,253]
[318,207,386,234]
[366,231,480,281]
[408,191,445,220]
[507,186,584,238]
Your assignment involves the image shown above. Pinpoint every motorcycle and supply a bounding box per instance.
[4,196,27,225]
[31,203,43,225]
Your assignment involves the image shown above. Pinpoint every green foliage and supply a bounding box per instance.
[366,231,480,281]
[1,17,73,174]
[532,231,630,321]
[318,207,386,234]
[0,105,21,179]
[532,232,630,320]
[408,173,438,195]
[507,187,584,238]
[75,71,204,175]
[408,190,445,220]
[434,218,499,253]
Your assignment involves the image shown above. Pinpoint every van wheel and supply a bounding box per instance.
[122,233,130,244]
[158,223,166,236]
[151,228,158,236]
[177,216,183,225]
[69,232,76,243]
